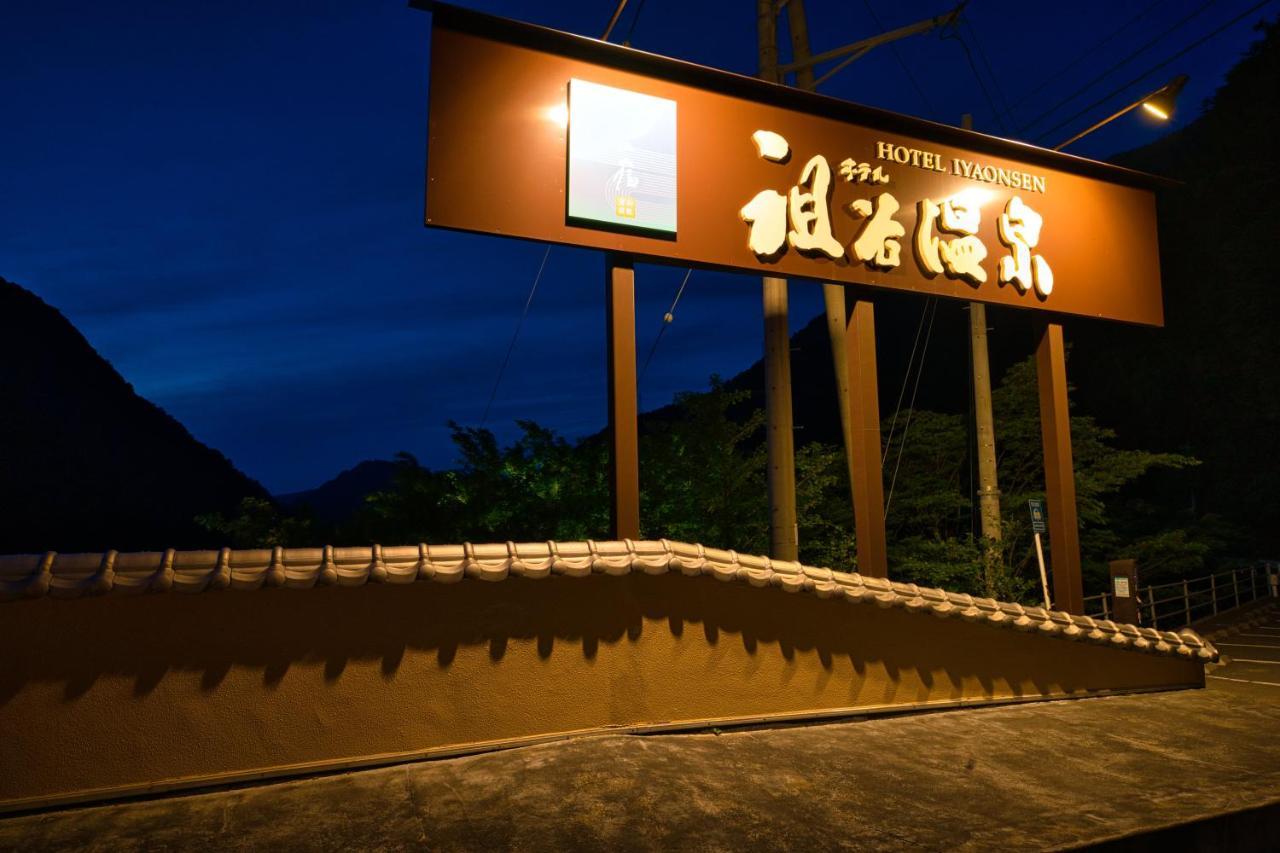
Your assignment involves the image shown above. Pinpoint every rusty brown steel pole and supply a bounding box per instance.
[846,297,888,576]
[606,253,641,540]
[1036,321,1083,614]
[763,277,799,559]
[758,0,798,560]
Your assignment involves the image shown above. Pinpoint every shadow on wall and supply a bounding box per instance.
[0,572,1151,710]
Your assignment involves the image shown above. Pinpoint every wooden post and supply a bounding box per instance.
[845,297,888,576]
[764,277,798,561]
[1036,321,1083,614]
[606,253,640,540]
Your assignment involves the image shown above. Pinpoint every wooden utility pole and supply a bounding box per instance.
[758,0,798,561]
[781,0,887,576]
[786,0,858,522]
[961,114,1004,597]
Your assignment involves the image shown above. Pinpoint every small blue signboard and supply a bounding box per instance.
[1028,499,1047,533]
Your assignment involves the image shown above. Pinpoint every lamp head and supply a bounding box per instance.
[1141,75,1189,121]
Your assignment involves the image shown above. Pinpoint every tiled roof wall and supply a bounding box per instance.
[0,540,1217,662]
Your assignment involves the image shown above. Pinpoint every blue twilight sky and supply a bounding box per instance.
[2,0,1274,493]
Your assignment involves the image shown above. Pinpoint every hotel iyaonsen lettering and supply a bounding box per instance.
[739,131,1055,298]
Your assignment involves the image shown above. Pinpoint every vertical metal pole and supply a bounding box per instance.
[1251,567,1258,601]
[845,297,888,576]
[1210,573,1218,614]
[764,277,799,560]
[1183,578,1191,626]
[1233,570,1240,608]
[1036,322,1084,614]
[606,253,640,540]
[1102,594,1109,622]
[1148,591,1157,628]
[757,1,798,561]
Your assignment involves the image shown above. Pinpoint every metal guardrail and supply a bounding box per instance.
[1082,563,1280,630]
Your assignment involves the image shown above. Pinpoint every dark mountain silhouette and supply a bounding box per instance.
[1068,19,1280,551]
[0,276,269,553]
[277,459,398,523]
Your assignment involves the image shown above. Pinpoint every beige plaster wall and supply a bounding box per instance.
[0,573,1203,810]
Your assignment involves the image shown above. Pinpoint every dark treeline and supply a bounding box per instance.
[203,356,1218,602]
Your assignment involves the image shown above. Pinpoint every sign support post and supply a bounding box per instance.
[846,297,888,577]
[1036,322,1083,614]
[606,253,641,540]
[764,277,799,560]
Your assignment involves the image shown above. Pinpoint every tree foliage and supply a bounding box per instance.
[206,356,1217,604]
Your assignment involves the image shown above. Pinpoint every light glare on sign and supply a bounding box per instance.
[567,79,677,236]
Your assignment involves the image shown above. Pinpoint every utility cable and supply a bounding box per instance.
[882,299,931,466]
[996,0,1166,127]
[1032,0,1275,145]
[481,0,639,430]
[480,246,551,428]
[942,27,1010,134]
[640,268,693,383]
[859,0,938,116]
[961,16,1015,130]
[884,297,938,519]
[622,0,647,46]
[1019,0,1221,136]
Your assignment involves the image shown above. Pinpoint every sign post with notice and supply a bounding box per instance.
[1028,499,1051,609]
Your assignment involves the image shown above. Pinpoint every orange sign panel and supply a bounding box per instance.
[422,3,1166,326]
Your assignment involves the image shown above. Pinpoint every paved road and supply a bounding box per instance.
[1208,611,1280,689]
[3,604,1278,852]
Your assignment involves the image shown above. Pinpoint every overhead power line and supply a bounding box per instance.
[960,16,1015,130]
[1019,0,1221,136]
[942,26,1010,133]
[884,298,939,520]
[479,1,637,429]
[622,0,648,45]
[640,268,693,382]
[859,0,938,116]
[996,0,1166,126]
[480,246,551,428]
[1033,0,1276,145]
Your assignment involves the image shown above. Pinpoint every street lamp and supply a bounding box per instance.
[1054,74,1189,151]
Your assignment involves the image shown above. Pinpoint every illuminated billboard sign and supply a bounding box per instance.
[421,2,1167,327]
[567,79,677,236]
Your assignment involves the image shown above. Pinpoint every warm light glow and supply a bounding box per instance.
[950,186,995,210]
[1141,101,1169,121]
[544,103,568,129]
